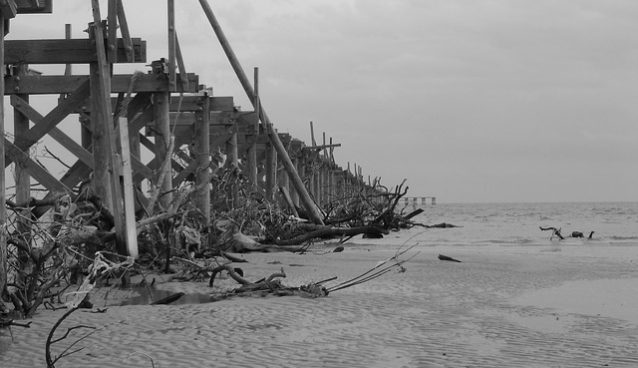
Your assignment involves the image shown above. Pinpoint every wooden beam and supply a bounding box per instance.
[116,0,134,62]
[13,64,30,220]
[195,95,210,224]
[169,96,234,112]
[117,117,139,258]
[5,81,90,167]
[4,38,146,64]
[0,0,17,18]
[167,0,176,90]
[15,0,52,14]
[5,73,199,95]
[4,139,71,192]
[91,0,127,255]
[0,11,6,298]
[107,0,118,64]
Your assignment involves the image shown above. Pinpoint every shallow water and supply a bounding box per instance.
[398,201,638,247]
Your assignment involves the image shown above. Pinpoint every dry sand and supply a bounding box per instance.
[1,242,637,367]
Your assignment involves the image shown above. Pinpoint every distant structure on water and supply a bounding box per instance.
[402,196,436,210]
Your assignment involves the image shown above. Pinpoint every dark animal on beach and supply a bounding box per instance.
[571,231,584,238]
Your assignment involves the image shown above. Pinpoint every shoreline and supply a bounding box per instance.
[2,242,638,367]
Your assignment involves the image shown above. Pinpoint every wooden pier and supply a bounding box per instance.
[0,0,389,289]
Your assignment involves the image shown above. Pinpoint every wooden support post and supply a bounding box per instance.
[265,140,277,201]
[107,0,118,63]
[13,64,30,228]
[117,117,138,258]
[0,11,7,299]
[167,0,176,90]
[90,61,112,205]
[245,67,259,190]
[198,0,324,225]
[291,157,300,206]
[153,91,172,209]
[91,0,127,255]
[194,94,210,224]
[116,0,134,62]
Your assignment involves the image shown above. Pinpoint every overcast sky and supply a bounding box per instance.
[7,0,638,203]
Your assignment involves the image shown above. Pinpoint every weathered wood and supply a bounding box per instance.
[117,117,139,258]
[4,139,71,192]
[195,95,210,224]
[5,81,90,168]
[91,0,127,255]
[116,0,133,62]
[153,92,173,209]
[0,11,6,301]
[0,1,16,18]
[5,73,199,95]
[13,64,29,220]
[265,141,277,201]
[15,0,52,14]
[167,0,176,90]
[107,0,118,64]
[11,95,94,168]
[169,96,234,112]
[4,38,146,64]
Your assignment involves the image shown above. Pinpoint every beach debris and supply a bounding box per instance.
[150,292,185,305]
[424,222,460,229]
[438,254,462,263]
[326,244,419,293]
[539,226,595,240]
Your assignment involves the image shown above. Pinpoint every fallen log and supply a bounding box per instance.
[273,225,387,246]
[150,292,185,305]
[426,223,460,228]
[438,254,461,263]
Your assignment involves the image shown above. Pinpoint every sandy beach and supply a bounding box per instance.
[1,242,637,367]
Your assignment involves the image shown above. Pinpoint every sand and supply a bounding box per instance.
[1,242,638,367]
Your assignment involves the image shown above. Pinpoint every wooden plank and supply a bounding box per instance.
[13,64,30,218]
[167,0,176,90]
[5,73,199,95]
[0,0,17,18]
[31,160,92,218]
[116,0,134,62]
[10,94,94,168]
[0,11,5,296]
[153,92,173,209]
[195,95,210,224]
[117,117,139,258]
[174,33,189,90]
[6,82,89,167]
[15,0,52,14]
[169,96,234,112]
[107,0,118,64]
[4,139,71,192]
[91,0,127,255]
[4,38,146,64]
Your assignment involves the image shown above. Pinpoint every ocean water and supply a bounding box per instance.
[400,202,638,247]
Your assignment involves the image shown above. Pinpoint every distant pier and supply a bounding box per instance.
[402,196,436,209]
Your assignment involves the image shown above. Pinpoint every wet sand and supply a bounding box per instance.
[1,243,638,367]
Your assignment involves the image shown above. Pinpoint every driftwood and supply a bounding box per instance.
[425,222,460,229]
[209,266,329,299]
[150,292,185,305]
[438,254,461,263]
[273,225,387,246]
[540,226,595,240]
